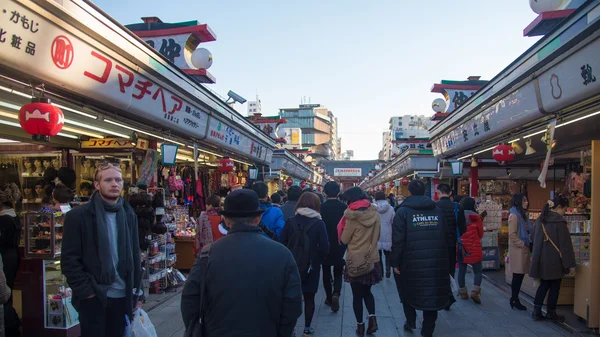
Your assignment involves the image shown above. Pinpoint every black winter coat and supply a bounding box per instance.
[60,200,142,319]
[320,199,348,267]
[391,195,450,311]
[436,197,467,247]
[529,212,576,280]
[0,214,20,289]
[181,223,303,337]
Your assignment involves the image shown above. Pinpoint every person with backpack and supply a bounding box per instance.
[253,182,285,240]
[280,192,329,337]
[339,187,381,337]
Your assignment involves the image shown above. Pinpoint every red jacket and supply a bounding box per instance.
[460,211,484,264]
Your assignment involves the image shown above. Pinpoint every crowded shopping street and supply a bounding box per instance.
[0,0,599,336]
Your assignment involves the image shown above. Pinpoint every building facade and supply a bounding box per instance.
[247,95,262,116]
[382,115,433,161]
[341,150,354,160]
[279,104,341,161]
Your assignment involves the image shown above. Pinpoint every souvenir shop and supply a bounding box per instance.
[428,0,600,329]
[0,1,275,336]
[269,149,316,194]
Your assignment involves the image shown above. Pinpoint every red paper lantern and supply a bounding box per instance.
[285,177,294,186]
[300,181,307,189]
[401,177,410,186]
[217,157,235,172]
[389,181,395,188]
[381,184,386,190]
[18,98,64,141]
[492,144,516,165]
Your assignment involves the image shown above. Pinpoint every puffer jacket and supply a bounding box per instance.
[460,210,484,265]
[259,201,285,239]
[340,205,381,274]
[391,195,450,311]
[375,200,394,251]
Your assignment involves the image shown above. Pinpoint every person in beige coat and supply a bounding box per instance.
[508,194,532,311]
[339,187,381,337]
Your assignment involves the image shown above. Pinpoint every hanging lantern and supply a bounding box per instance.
[300,181,307,189]
[18,97,64,141]
[471,157,478,168]
[217,157,235,172]
[285,177,294,186]
[511,141,524,155]
[525,138,537,155]
[401,177,410,186]
[492,144,516,165]
[381,184,386,190]
[389,181,395,188]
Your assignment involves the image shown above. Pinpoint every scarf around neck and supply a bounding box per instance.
[510,206,531,247]
[0,209,17,217]
[296,207,322,219]
[92,192,133,286]
[337,199,372,243]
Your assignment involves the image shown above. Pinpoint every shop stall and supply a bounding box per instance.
[270,149,314,192]
[428,0,600,327]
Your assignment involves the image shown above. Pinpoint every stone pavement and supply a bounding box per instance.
[146,272,574,337]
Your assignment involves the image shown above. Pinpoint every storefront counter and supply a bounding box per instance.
[174,237,195,270]
[505,260,575,305]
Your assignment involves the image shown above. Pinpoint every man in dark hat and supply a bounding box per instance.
[181,189,303,337]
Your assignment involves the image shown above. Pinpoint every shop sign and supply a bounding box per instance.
[537,36,600,114]
[444,89,477,113]
[431,81,543,157]
[81,137,150,150]
[0,3,210,144]
[143,34,189,68]
[255,122,278,139]
[206,117,266,161]
[393,142,427,154]
[283,128,302,147]
[333,168,362,177]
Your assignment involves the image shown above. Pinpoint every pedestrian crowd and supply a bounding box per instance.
[0,162,575,337]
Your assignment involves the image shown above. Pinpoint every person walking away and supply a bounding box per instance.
[282,186,302,221]
[195,195,221,256]
[0,184,21,337]
[374,192,394,279]
[456,197,484,304]
[271,193,282,207]
[530,195,575,322]
[280,192,329,337]
[182,189,302,337]
[435,183,466,310]
[320,181,347,313]
[0,253,13,337]
[508,194,532,311]
[339,187,382,336]
[253,182,285,239]
[61,164,143,337]
[392,180,449,337]
[387,193,397,208]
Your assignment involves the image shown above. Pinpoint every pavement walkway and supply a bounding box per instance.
[146,271,574,337]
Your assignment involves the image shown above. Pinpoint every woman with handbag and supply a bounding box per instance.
[529,195,575,322]
[508,194,532,311]
[456,197,484,304]
[338,187,381,337]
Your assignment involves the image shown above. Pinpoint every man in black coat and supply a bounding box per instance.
[435,183,466,310]
[319,181,347,313]
[391,180,450,337]
[181,189,303,337]
[281,185,302,221]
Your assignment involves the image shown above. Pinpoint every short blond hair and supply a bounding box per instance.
[94,163,123,182]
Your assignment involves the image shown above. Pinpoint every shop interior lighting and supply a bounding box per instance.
[523,110,600,139]
[54,103,97,120]
[130,132,138,146]
[0,138,18,143]
[186,145,223,158]
[0,119,78,139]
[104,119,186,146]
[0,85,32,99]
[0,110,104,138]
[232,158,253,166]
[64,119,130,139]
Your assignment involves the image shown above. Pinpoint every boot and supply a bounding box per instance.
[331,293,340,313]
[470,286,481,304]
[545,309,565,323]
[510,298,526,311]
[444,295,456,310]
[458,287,469,300]
[532,305,544,321]
[367,316,378,334]
[356,322,365,337]
[404,322,416,331]
[386,269,391,279]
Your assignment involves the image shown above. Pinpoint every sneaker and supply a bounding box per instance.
[303,327,315,337]
[404,322,416,331]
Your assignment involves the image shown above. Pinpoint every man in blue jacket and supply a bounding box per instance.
[253,182,285,239]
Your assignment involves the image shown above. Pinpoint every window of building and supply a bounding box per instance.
[399,122,402,126]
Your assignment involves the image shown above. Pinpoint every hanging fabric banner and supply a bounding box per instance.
[538,120,557,188]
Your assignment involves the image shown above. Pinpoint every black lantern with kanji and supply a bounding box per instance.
[18,97,64,142]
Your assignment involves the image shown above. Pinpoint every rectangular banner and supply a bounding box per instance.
[333,168,362,177]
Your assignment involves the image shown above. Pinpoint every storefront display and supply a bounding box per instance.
[24,212,64,258]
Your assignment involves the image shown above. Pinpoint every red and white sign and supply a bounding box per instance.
[333,168,362,177]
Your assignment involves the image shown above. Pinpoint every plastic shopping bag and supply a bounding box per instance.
[450,275,458,293]
[131,308,158,337]
[123,314,132,337]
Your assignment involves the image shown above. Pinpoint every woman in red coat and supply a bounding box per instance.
[457,197,484,304]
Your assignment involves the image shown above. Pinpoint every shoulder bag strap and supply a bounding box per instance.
[541,223,562,258]
[454,203,462,244]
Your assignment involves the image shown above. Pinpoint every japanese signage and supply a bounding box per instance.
[0,2,209,141]
[283,128,302,147]
[333,168,362,177]
[431,80,543,157]
[444,89,477,113]
[537,36,600,114]
[270,153,311,181]
[206,117,267,162]
[143,33,189,68]
[81,138,149,150]
[393,142,427,154]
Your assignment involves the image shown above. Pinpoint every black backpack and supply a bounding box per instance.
[286,217,318,278]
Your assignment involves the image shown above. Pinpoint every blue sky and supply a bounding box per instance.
[93,0,541,160]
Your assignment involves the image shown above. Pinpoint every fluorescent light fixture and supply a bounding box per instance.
[457,145,496,161]
[187,145,223,158]
[105,119,186,146]
[508,138,520,143]
[54,103,97,119]
[0,101,21,110]
[523,130,545,139]
[232,158,253,166]
[0,85,31,98]
[523,111,600,139]
[65,119,129,138]
[0,110,103,138]
[0,138,18,143]
[0,119,77,139]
